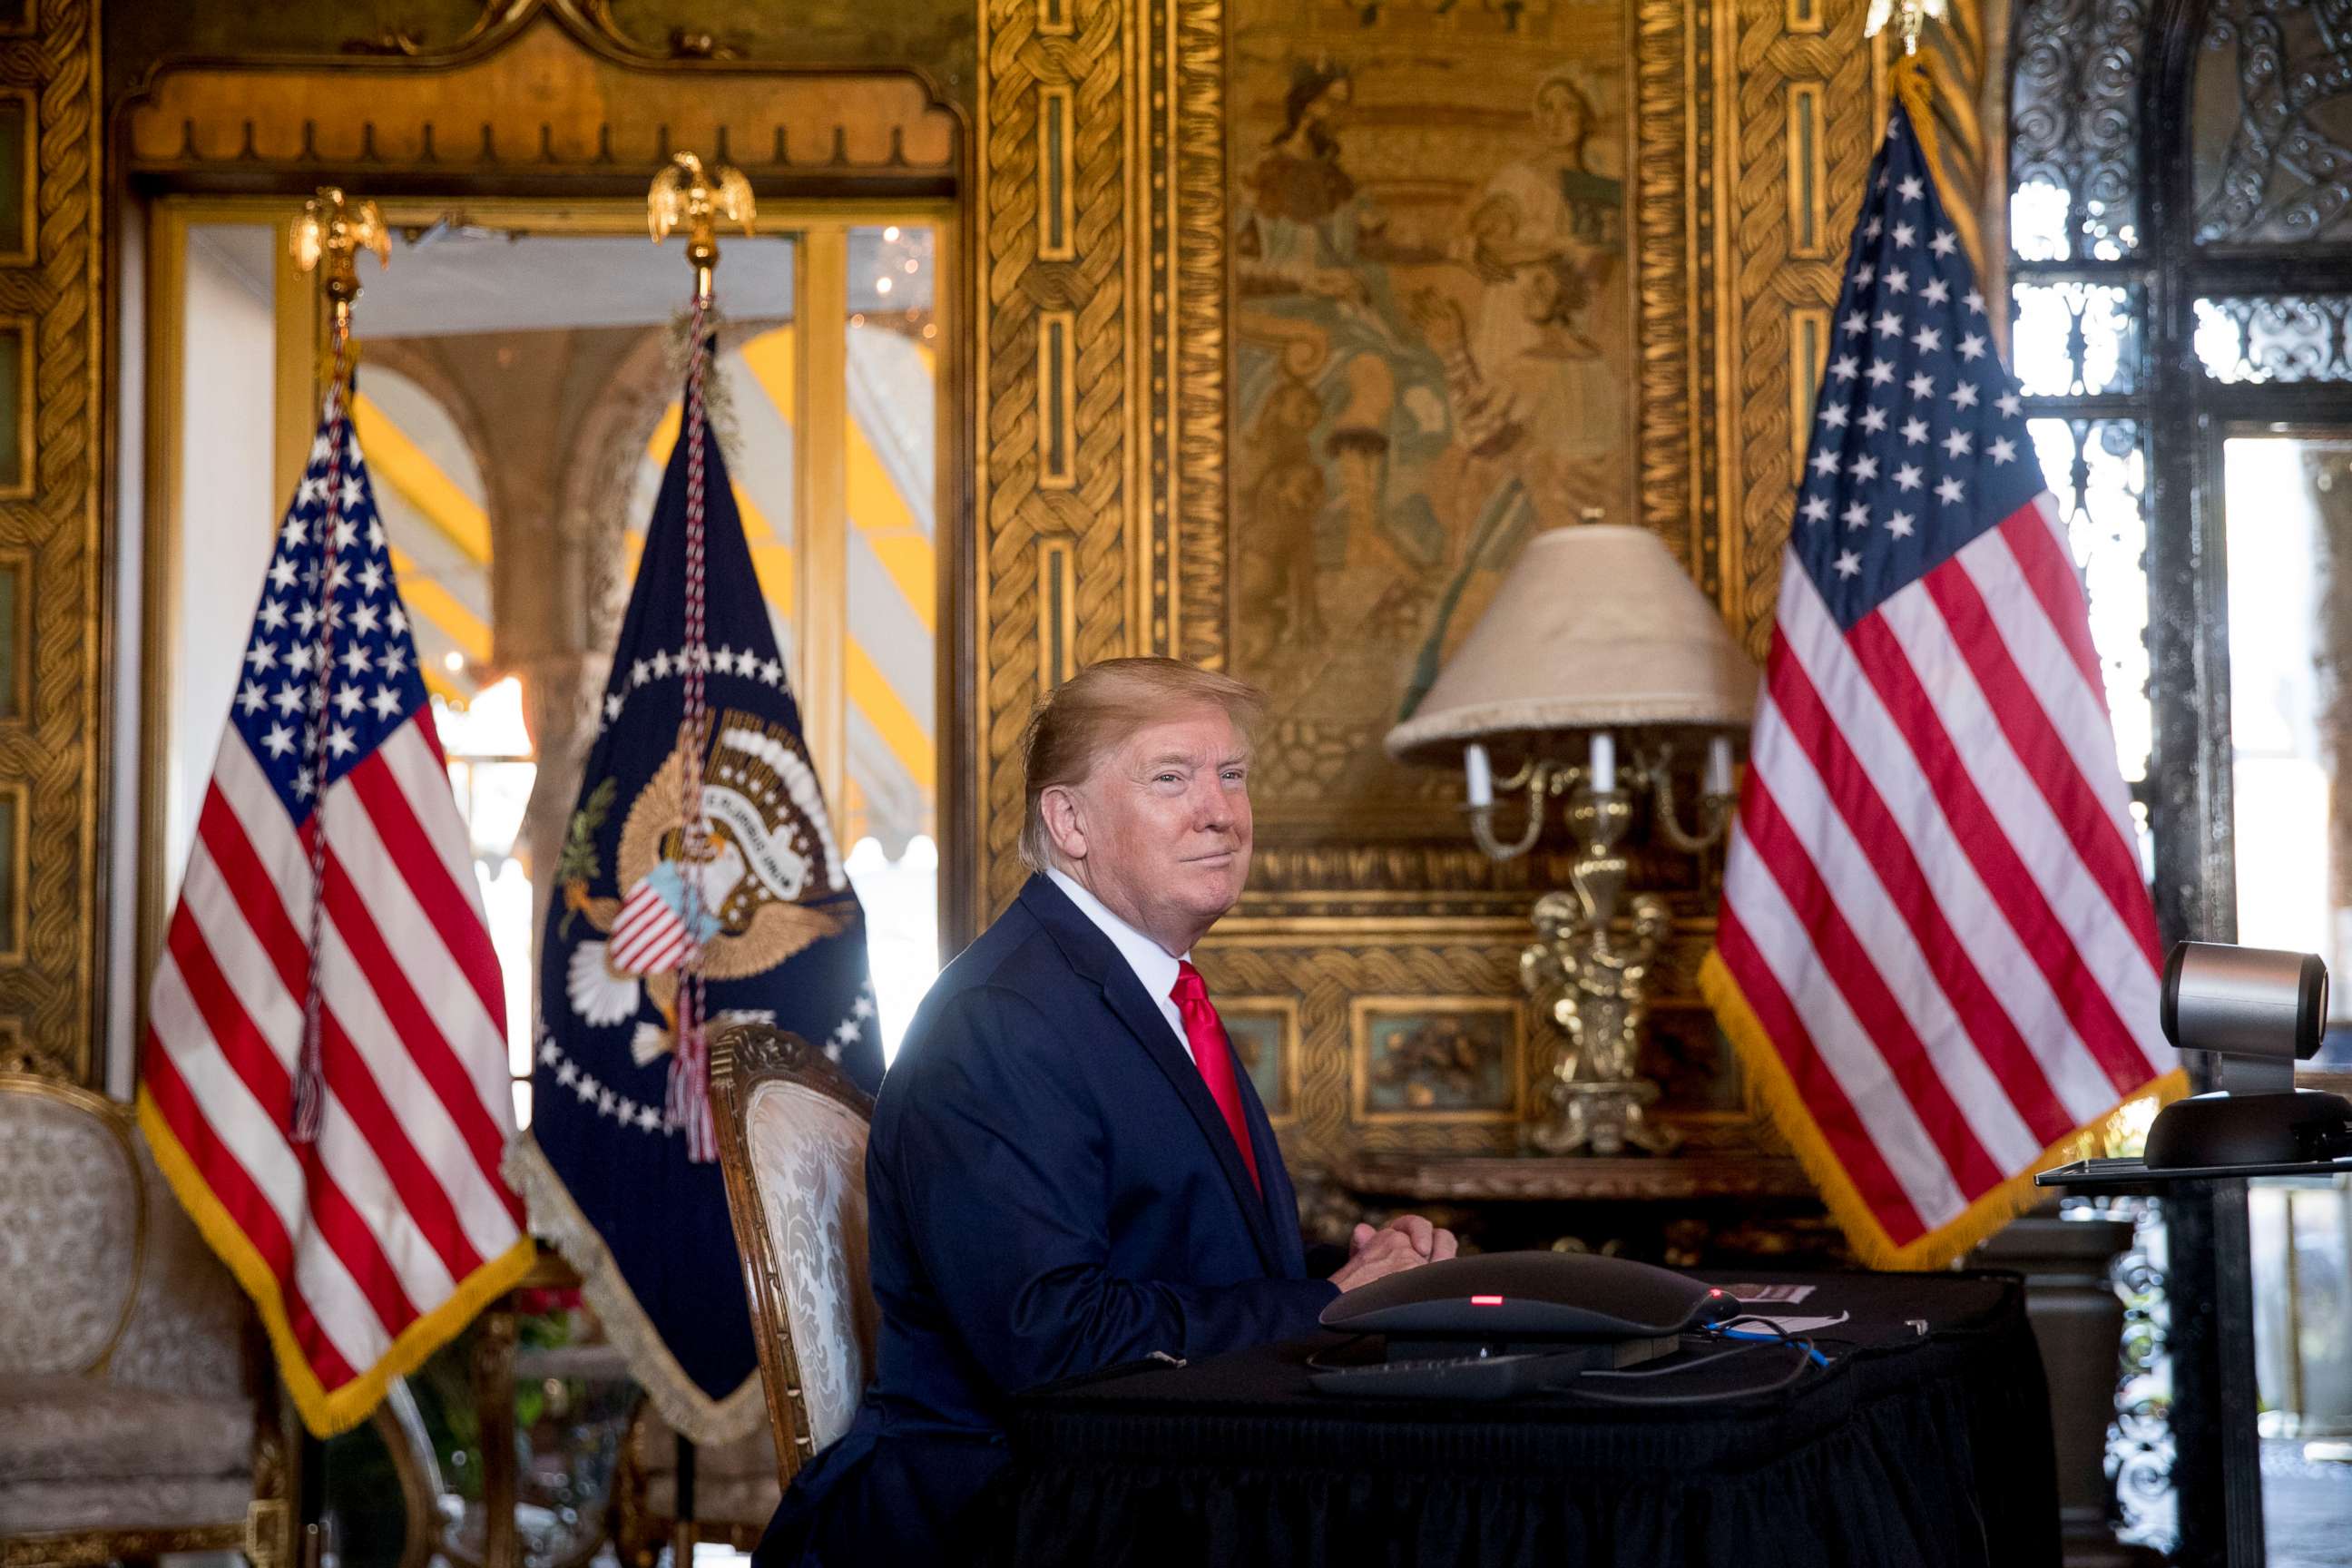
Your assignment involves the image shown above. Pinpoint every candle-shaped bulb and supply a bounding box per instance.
[1705,734,1734,798]
[1465,741,1494,808]
[1589,731,1617,793]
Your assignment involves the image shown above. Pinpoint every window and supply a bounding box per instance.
[2010,0,2352,1552]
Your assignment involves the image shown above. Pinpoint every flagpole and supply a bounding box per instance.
[648,151,756,1557]
[286,189,389,1146]
[646,152,755,1170]
[279,183,394,1567]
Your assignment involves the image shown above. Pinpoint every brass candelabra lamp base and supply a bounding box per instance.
[1529,1079,1678,1157]
[1469,743,1734,1159]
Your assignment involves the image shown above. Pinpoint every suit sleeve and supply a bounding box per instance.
[883,985,1339,1395]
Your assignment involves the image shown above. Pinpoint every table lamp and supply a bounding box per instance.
[1385,516,1759,1157]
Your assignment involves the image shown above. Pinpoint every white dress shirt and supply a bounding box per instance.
[1046,867,1194,1062]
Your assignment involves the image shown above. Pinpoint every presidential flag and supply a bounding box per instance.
[137,375,534,1436]
[505,337,883,1445]
[1699,88,2186,1269]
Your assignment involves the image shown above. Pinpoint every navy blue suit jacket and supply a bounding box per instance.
[756,874,1338,1564]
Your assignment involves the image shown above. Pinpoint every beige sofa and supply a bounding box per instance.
[0,1073,284,1568]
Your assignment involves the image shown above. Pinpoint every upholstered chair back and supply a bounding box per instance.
[0,1077,145,1377]
[710,1025,878,1487]
[0,1073,270,1556]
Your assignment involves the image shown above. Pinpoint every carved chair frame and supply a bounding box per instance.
[707,1024,877,1490]
[0,1073,289,1568]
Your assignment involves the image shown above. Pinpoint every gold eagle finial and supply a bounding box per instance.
[648,152,756,305]
[290,187,390,327]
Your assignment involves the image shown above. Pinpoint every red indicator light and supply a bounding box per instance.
[1470,1295,1505,1307]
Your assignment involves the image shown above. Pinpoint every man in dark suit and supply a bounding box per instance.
[758,657,1455,1564]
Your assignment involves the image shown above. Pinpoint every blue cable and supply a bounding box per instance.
[1714,1327,1830,1367]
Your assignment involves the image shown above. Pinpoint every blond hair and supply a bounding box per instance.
[1019,658,1268,872]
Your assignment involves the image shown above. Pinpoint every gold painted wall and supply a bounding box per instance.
[0,0,104,1083]
[971,0,1993,1182]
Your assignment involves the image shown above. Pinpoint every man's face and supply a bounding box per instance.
[1065,704,1254,952]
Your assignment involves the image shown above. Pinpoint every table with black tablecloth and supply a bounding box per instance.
[1004,1271,2057,1568]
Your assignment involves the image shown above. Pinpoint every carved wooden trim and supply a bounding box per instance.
[2,1524,250,1568]
[115,0,970,113]
[707,1022,875,1487]
[1720,0,1883,661]
[1338,1152,1816,1202]
[0,0,103,1083]
[973,0,1135,920]
[119,20,959,191]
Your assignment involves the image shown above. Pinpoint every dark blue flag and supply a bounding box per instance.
[507,351,883,1444]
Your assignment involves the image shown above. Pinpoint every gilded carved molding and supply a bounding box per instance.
[0,0,103,1083]
[1637,0,1710,596]
[1720,0,1884,661]
[1169,0,1227,671]
[121,19,958,184]
[974,0,1137,919]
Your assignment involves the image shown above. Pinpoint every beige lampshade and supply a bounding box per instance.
[1385,524,1759,760]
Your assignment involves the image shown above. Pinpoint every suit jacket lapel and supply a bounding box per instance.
[1018,877,1285,1273]
[1228,1059,1306,1279]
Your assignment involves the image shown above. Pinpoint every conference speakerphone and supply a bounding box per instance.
[1310,1252,1743,1399]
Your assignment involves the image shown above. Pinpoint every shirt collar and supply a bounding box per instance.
[1045,867,1186,1004]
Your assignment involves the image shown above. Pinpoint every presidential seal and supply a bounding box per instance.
[564,707,852,1060]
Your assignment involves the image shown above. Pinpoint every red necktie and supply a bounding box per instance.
[1171,960,1261,1194]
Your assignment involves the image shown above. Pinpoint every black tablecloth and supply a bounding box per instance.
[1004,1270,2057,1568]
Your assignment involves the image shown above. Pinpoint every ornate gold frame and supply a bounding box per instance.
[0,545,29,723]
[0,88,34,270]
[130,191,958,1017]
[1216,992,1300,1127]
[707,1022,877,1487]
[1349,995,1526,1128]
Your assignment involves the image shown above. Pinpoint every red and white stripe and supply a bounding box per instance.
[610,881,693,975]
[1716,493,2174,1251]
[142,710,525,1409]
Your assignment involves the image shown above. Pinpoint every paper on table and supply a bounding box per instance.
[1720,1283,1816,1304]
[1735,1310,1851,1335]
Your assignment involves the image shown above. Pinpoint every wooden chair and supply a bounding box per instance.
[709,1024,880,1491]
[0,1072,288,1567]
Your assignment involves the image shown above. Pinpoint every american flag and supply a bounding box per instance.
[136,377,534,1436]
[1699,102,2183,1269]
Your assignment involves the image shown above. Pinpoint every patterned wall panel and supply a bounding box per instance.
[0,0,100,1083]
[974,0,1140,924]
[1721,0,1885,663]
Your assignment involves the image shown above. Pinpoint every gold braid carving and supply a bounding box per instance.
[1171,0,1226,670]
[1725,6,1882,660]
[0,0,102,1083]
[1636,0,1704,588]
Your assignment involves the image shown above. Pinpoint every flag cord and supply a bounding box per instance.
[291,318,355,1144]
[667,299,718,1162]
